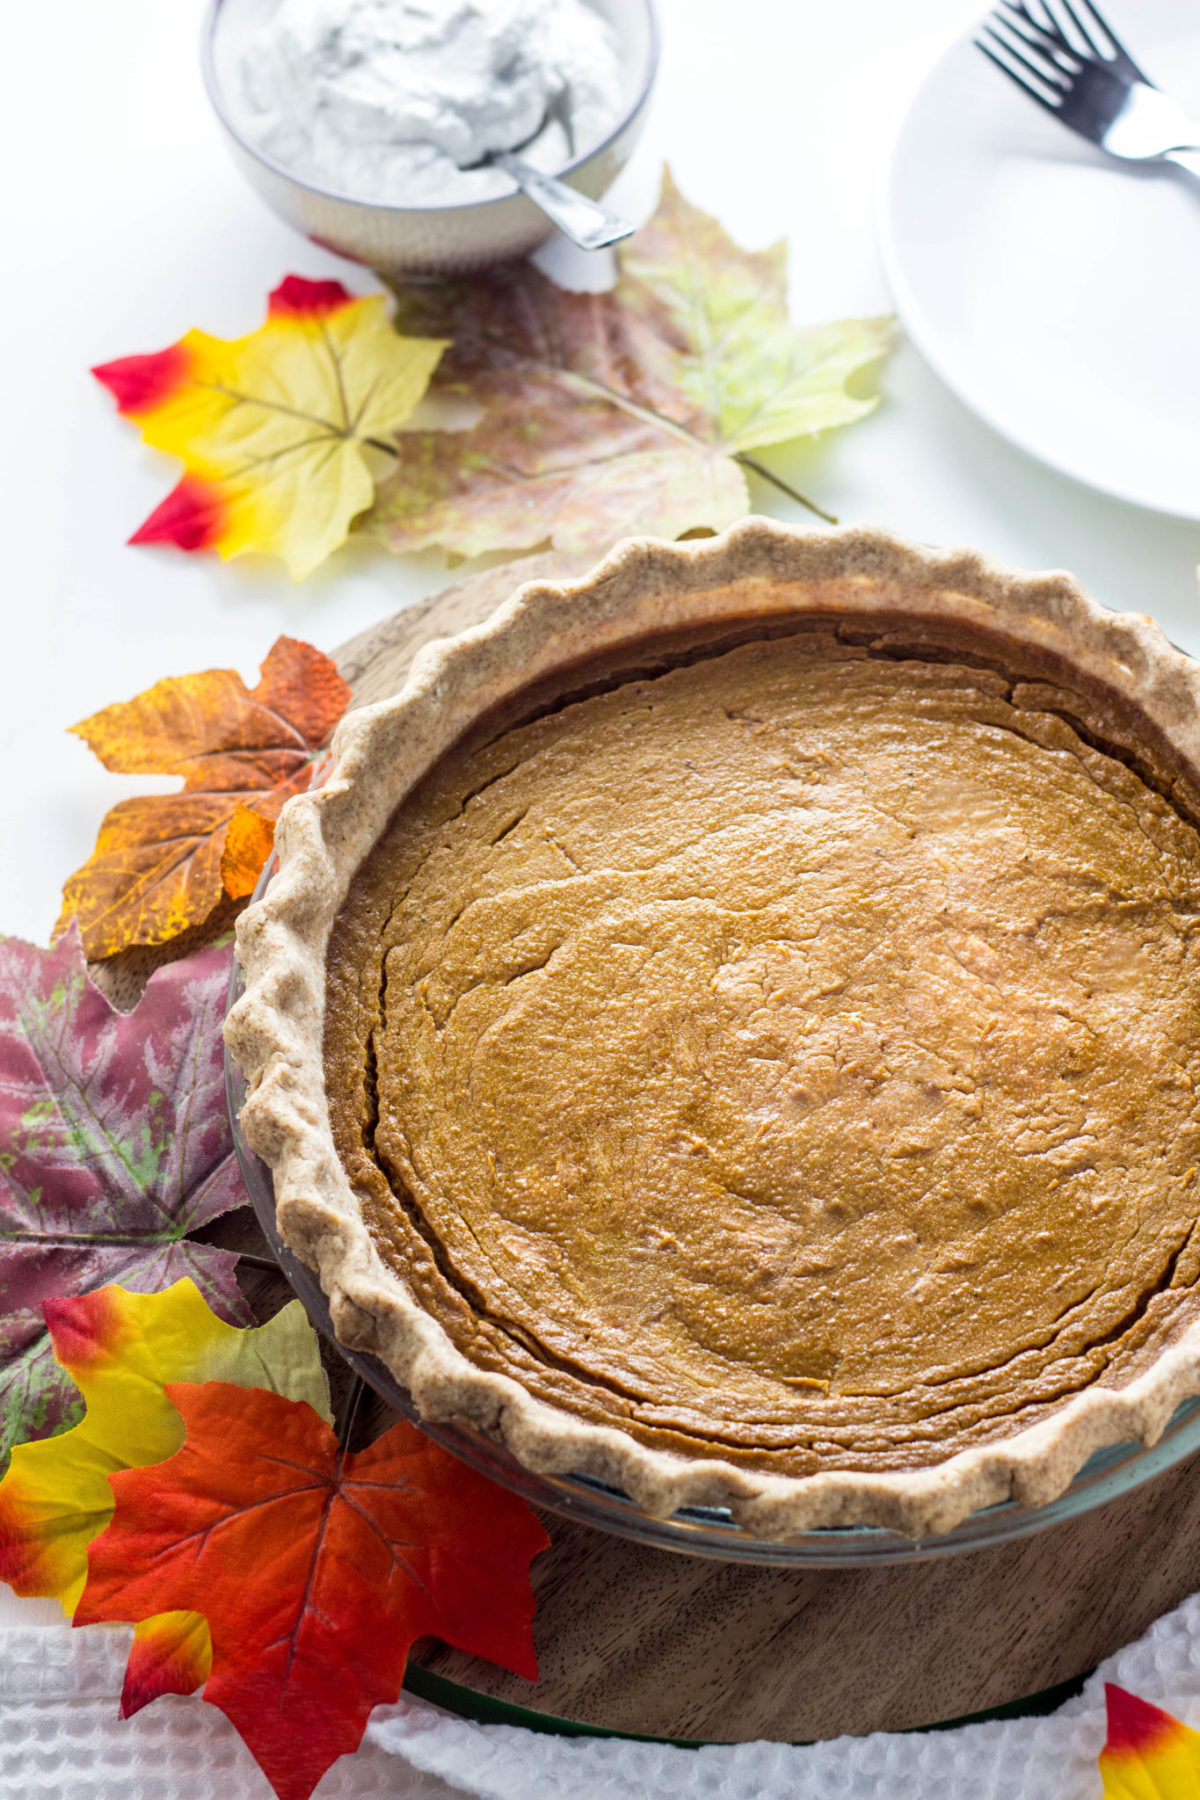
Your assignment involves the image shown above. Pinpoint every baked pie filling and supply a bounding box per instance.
[324,622,1200,1478]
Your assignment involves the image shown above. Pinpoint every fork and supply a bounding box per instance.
[977,0,1200,180]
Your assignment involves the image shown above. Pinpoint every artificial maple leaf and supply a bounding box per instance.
[0,934,252,1466]
[56,635,350,958]
[1099,1684,1200,1798]
[120,1608,215,1718]
[0,1281,329,1606]
[364,168,892,559]
[220,804,279,902]
[78,1382,550,1800]
[0,1281,330,1718]
[95,275,448,579]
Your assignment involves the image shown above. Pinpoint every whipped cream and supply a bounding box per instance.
[215,0,626,205]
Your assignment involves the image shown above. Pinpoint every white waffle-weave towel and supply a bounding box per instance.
[8,1591,1200,1799]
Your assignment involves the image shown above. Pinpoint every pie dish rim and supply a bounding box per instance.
[224,518,1200,1540]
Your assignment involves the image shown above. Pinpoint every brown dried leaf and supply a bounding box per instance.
[57,637,350,957]
[364,169,892,559]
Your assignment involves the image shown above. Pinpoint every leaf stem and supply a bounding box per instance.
[734,454,838,526]
[366,436,399,458]
[337,1373,367,1449]
[235,1251,280,1273]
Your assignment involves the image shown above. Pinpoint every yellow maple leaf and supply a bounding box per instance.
[0,1279,331,1712]
[94,275,448,580]
[1100,1684,1200,1799]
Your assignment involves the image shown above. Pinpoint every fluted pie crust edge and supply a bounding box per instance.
[224,520,1200,1539]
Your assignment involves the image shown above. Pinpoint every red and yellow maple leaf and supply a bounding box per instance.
[95,275,447,579]
[1099,1684,1200,1797]
[56,634,350,958]
[0,1282,330,1719]
[120,1608,215,1717]
[77,1381,549,1800]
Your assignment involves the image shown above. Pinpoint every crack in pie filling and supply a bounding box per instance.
[323,622,1200,1480]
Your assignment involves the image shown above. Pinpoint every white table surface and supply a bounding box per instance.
[4,0,1200,1739]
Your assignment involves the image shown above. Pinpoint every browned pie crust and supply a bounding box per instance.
[226,521,1200,1537]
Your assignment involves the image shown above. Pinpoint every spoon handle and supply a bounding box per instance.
[492,152,634,251]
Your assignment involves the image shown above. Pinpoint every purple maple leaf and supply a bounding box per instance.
[0,930,251,1464]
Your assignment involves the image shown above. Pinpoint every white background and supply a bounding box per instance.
[5,0,1200,948]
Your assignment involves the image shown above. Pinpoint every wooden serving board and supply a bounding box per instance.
[230,553,1200,1744]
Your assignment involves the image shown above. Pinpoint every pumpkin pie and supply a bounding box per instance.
[226,522,1200,1537]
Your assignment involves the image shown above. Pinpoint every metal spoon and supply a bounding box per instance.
[461,105,634,251]
[485,148,634,249]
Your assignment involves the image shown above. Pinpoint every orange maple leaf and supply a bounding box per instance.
[76,1382,549,1800]
[57,636,350,958]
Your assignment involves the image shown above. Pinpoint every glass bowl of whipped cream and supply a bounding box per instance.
[202,0,659,276]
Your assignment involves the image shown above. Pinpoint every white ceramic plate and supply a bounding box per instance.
[880,0,1200,518]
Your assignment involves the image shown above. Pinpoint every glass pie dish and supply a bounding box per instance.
[225,943,1200,1568]
[223,522,1200,1562]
